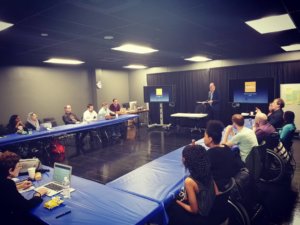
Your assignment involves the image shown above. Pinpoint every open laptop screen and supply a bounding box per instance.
[53,163,72,184]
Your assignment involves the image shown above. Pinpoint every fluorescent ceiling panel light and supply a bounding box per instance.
[112,44,158,54]
[123,64,147,69]
[184,56,212,62]
[43,58,84,65]
[281,44,300,51]
[0,21,13,31]
[245,14,296,34]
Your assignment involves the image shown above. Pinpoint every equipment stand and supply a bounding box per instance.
[148,103,171,129]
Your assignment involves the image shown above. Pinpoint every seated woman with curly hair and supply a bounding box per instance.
[167,144,220,225]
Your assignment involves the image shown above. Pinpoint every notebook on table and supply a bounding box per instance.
[35,163,73,197]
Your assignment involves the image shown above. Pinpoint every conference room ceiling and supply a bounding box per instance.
[1,0,300,69]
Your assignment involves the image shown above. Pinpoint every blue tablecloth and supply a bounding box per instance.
[22,167,161,225]
[0,114,138,147]
[106,146,187,224]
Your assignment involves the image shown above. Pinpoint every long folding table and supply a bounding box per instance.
[107,146,187,224]
[0,114,138,147]
[22,167,161,225]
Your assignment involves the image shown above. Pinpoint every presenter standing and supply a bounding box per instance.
[207,82,220,120]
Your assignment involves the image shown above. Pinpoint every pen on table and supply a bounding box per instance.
[55,210,71,219]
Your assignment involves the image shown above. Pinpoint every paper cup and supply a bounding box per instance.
[28,167,36,179]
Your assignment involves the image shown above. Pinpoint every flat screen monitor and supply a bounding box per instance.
[229,78,274,104]
[122,102,129,109]
[144,85,173,103]
[129,101,137,110]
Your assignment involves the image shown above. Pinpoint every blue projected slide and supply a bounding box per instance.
[144,86,173,103]
[229,78,274,104]
[150,91,170,102]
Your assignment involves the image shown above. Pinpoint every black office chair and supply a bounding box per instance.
[206,178,238,225]
[260,132,296,183]
[229,168,264,225]
[0,124,8,136]
[257,133,287,183]
[245,144,266,182]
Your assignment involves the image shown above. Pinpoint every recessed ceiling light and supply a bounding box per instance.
[104,35,114,40]
[123,64,148,69]
[112,44,158,54]
[281,44,300,52]
[41,33,48,37]
[245,14,296,34]
[0,21,13,32]
[43,58,85,65]
[184,56,212,62]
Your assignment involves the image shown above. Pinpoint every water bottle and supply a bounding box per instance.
[62,176,70,198]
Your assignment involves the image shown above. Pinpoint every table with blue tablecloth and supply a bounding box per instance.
[107,146,187,224]
[0,114,138,147]
[22,167,161,225]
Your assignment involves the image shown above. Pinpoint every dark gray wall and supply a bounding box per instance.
[0,66,92,126]
[95,69,129,108]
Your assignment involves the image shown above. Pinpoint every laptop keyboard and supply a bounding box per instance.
[44,183,64,191]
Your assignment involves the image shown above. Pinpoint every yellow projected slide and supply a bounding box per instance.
[156,88,163,96]
[245,81,256,93]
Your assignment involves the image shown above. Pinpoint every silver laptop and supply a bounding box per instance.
[38,122,52,131]
[35,163,72,196]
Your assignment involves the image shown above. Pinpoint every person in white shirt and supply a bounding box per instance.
[83,104,98,122]
[98,102,115,120]
[98,102,121,137]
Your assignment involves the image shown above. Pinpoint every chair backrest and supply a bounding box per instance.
[245,144,266,181]
[221,177,236,195]
[207,178,236,224]
[0,124,8,136]
[264,132,280,149]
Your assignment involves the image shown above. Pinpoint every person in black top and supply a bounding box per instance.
[204,120,243,191]
[62,105,80,124]
[62,104,87,155]
[0,151,47,225]
[256,98,285,129]
[7,115,26,134]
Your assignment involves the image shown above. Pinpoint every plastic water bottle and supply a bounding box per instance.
[62,176,70,198]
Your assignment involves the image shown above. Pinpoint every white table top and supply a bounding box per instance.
[170,113,208,118]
